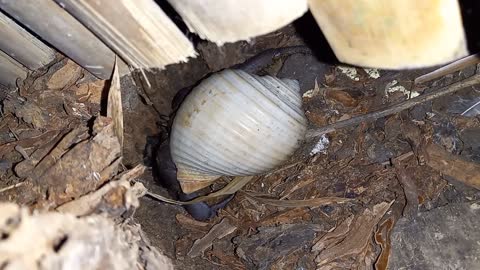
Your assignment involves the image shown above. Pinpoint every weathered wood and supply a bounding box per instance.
[167,0,308,45]
[0,50,27,87]
[423,143,480,190]
[0,11,55,70]
[308,0,468,69]
[0,0,115,79]
[55,0,196,69]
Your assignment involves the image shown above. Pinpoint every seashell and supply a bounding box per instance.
[170,69,307,193]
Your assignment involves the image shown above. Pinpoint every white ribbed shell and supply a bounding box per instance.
[170,69,307,189]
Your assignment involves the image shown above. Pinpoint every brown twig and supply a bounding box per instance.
[306,74,480,139]
[8,126,19,141]
[414,53,480,85]
[0,182,25,193]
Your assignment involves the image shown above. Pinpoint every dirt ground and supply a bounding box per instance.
[130,19,480,269]
[1,13,479,270]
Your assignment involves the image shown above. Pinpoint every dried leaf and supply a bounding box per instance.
[242,192,351,208]
[175,214,210,228]
[235,223,323,269]
[302,79,321,99]
[258,208,311,227]
[32,117,121,209]
[374,217,395,270]
[312,215,354,252]
[76,79,107,104]
[46,59,82,90]
[208,249,246,270]
[29,127,89,180]
[148,176,254,205]
[12,101,49,129]
[315,201,393,267]
[188,218,237,258]
[280,177,316,199]
[14,131,67,178]
[326,88,359,107]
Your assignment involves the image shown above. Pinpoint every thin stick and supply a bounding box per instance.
[306,74,480,139]
[8,126,19,141]
[461,99,480,116]
[0,182,25,193]
[415,54,480,85]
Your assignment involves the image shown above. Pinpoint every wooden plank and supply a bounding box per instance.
[55,0,196,69]
[0,0,115,79]
[308,0,468,69]
[0,11,55,70]
[167,0,308,45]
[0,50,27,87]
[424,143,480,190]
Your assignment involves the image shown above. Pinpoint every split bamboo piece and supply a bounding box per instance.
[0,0,115,79]
[0,11,55,70]
[167,0,308,45]
[0,50,27,87]
[308,0,468,69]
[55,0,196,69]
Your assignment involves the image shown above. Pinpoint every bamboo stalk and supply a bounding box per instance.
[167,0,308,45]
[0,0,115,79]
[55,0,196,69]
[0,11,55,70]
[0,50,27,87]
[308,0,468,69]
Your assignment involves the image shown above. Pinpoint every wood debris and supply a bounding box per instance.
[107,59,124,148]
[423,142,480,190]
[374,217,395,270]
[312,215,354,252]
[188,218,238,258]
[56,0,197,69]
[46,59,82,90]
[314,201,393,267]
[235,223,324,269]
[393,161,420,218]
[0,203,173,270]
[176,214,210,230]
[242,192,352,208]
[56,165,146,216]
